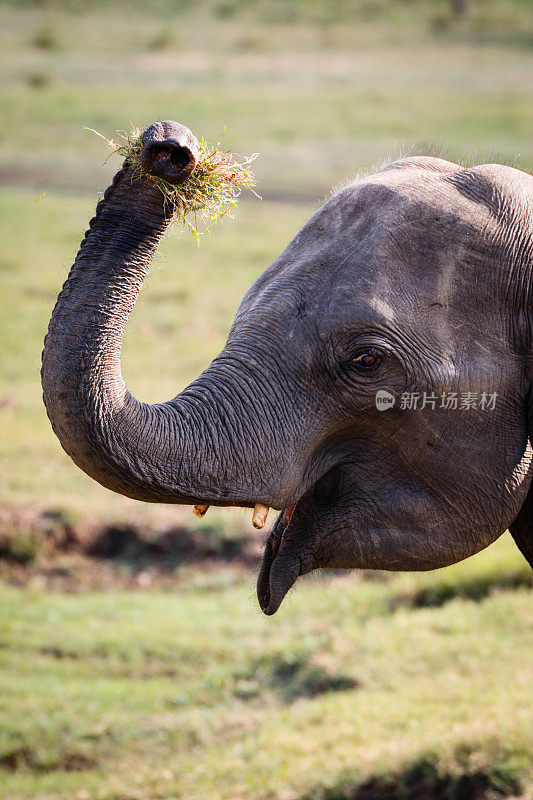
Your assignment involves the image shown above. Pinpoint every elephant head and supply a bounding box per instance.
[42,120,533,614]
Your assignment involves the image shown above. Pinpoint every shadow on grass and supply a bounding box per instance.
[234,651,358,703]
[392,570,533,611]
[301,759,521,800]
[0,746,94,773]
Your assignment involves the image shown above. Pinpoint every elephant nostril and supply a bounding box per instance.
[148,145,172,167]
[170,147,192,170]
[142,142,196,184]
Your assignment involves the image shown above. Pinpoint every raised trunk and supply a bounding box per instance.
[41,164,277,507]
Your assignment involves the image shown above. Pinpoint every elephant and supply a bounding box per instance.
[42,120,533,615]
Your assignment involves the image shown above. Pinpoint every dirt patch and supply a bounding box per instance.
[302,761,520,799]
[0,506,78,564]
[0,502,262,590]
[0,504,258,562]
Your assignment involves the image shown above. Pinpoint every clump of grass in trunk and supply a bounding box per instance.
[88,126,259,241]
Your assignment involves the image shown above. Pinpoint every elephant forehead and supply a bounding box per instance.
[237,163,504,332]
[284,180,484,287]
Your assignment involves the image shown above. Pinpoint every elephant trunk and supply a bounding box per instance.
[41,122,290,509]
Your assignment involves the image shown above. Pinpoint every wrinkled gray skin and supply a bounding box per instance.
[42,120,533,615]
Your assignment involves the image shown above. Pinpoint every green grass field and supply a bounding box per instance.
[0,538,531,800]
[0,1,532,798]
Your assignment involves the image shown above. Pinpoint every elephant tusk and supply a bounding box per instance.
[252,503,270,529]
[193,504,210,518]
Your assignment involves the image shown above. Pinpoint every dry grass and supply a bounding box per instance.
[88,125,259,240]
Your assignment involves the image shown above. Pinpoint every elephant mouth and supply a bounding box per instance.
[256,464,348,614]
[256,503,303,616]
[257,467,338,615]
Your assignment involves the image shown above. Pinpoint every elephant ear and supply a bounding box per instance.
[509,390,533,568]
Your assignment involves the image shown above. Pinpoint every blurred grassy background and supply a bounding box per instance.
[0,1,532,798]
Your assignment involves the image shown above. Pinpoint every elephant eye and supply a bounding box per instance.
[348,348,383,371]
